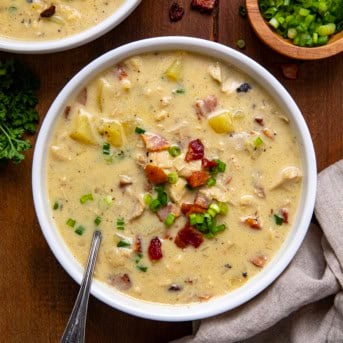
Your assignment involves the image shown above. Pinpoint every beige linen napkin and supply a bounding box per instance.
[173,160,343,343]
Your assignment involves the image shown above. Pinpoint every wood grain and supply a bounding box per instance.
[246,0,343,60]
[0,1,342,342]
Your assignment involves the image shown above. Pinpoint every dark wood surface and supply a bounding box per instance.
[0,1,342,342]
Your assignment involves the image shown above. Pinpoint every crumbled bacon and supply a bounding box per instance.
[202,158,218,169]
[141,132,170,152]
[148,237,163,260]
[262,128,274,139]
[194,192,210,209]
[175,225,204,248]
[194,95,217,119]
[144,164,168,184]
[133,235,142,253]
[40,5,56,18]
[281,63,299,80]
[191,0,216,13]
[185,139,205,161]
[169,2,185,22]
[181,203,207,217]
[76,88,87,105]
[63,106,71,119]
[250,255,267,268]
[108,273,132,290]
[281,208,289,224]
[254,117,264,126]
[243,217,261,229]
[187,171,209,188]
[115,64,128,80]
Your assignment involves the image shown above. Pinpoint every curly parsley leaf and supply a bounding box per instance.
[0,60,39,164]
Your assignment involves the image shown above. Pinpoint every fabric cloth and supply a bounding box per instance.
[173,160,343,343]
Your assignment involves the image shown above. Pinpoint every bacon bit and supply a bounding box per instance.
[281,63,299,80]
[184,278,194,285]
[202,158,218,169]
[191,0,217,13]
[225,176,233,184]
[144,164,168,184]
[250,255,267,268]
[108,273,132,290]
[175,225,204,248]
[115,64,128,81]
[263,128,274,139]
[169,2,184,22]
[133,235,142,253]
[63,106,71,119]
[156,204,180,222]
[148,237,163,260]
[40,5,56,18]
[185,139,205,161]
[76,88,87,105]
[141,132,170,152]
[281,208,289,224]
[194,95,217,119]
[181,203,206,217]
[254,117,264,126]
[194,192,210,209]
[187,171,209,188]
[243,217,261,229]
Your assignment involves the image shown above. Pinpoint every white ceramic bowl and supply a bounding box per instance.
[0,0,141,54]
[32,36,317,321]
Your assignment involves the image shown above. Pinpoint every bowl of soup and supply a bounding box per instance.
[0,0,141,53]
[32,36,316,321]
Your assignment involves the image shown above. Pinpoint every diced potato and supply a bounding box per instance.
[97,78,115,114]
[98,120,124,147]
[208,111,234,134]
[208,62,222,83]
[69,109,96,145]
[165,58,182,81]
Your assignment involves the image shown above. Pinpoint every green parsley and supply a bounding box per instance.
[80,193,94,204]
[53,201,60,210]
[117,240,131,248]
[94,216,102,226]
[116,217,125,230]
[75,226,85,236]
[136,265,148,272]
[102,143,111,155]
[135,127,145,134]
[274,214,284,225]
[66,218,76,228]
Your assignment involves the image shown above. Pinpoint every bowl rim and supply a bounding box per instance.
[32,36,317,321]
[245,0,343,60]
[0,0,141,54]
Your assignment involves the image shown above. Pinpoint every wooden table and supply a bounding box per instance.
[1,1,342,342]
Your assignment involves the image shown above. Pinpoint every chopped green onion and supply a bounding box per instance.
[94,216,102,226]
[168,145,182,157]
[207,177,216,187]
[117,240,131,248]
[211,224,226,234]
[207,208,217,218]
[189,213,197,226]
[75,226,85,236]
[134,253,143,264]
[287,28,297,39]
[53,201,59,210]
[66,218,76,228]
[143,193,152,205]
[317,23,336,36]
[164,213,175,226]
[254,136,264,148]
[135,127,145,134]
[80,193,94,204]
[102,143,111,155]
[195,213,204,224]
[236,39,246,49]
[116,217,125,230]
[136,265,148,272]
[218,202,229,215]
[274,214,284,225]
[175,88,185,94]
[149,199,161,212]
[269,17,280,29]
[298,8,310,17]
[168,172,178,184]
[217,160,226,172]
[209,203,220,214]
[155,185,168,206]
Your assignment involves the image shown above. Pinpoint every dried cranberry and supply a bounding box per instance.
[202,158,218,169]
[191,0,216,13]
[148,237,163,260]
[40,5,56,18]
[185,139,204,161]
[281,208,289,224]
[169,2,184,22]
[175,225,204,248]
[281,64,299,80]
[254,117,264,126]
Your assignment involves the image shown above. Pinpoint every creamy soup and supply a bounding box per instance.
[47,52,302,304]
[0,0,123,41]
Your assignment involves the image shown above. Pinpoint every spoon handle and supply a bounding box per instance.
[61,230,102,343]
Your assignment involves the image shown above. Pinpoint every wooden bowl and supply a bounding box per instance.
[246,0,343,60]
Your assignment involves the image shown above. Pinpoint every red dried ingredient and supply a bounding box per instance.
[281,208,289,224]
[148,237,163,260]
[40,5,56,18]
[281,63,299,80]
[181,203,207,217]
[254,117,264,126]
[175,225,204,248]
[250,255,267,268]
[225,176,233,184]
[244,217,261,229]
[141,132,170,152]
[115,64,128,80]
[202,158,218,169]
[187,171,209,188]
[108,273,132,290]
[76,88,87,105]
[63,106,71,119]
[169,2,185,22]
[133,235,142,253]
[144,164,168,184]
[185,139,205,161]
[191,0,216,13]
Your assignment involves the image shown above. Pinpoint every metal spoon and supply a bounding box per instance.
[61,230,102,343]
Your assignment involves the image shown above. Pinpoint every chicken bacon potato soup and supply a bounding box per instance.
[47,52,302,304]
[0,0,123,41]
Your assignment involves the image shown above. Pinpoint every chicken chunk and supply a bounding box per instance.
[271,166,302,190]
[168,178,187,203]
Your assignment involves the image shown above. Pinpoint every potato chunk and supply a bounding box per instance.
[69,109,96,145]
[97,78,115,114]
[165,58,182,81]
[98,120,124,147]
[208,111,234,134]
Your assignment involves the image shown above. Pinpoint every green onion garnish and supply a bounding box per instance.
[117,240,131,248]
[53,201,59,210]
[209,203,220,214]
[155,185,168,206]
[116,217,125,230]
[80,193,94,204]
[94,216,102,226]
[149,199,161,212]
[164,213,175,226]
[175,88,185,94]
[218,202,229,215]
[136,265,148,272]
[274,214,284,225]
[75,226,85,236]
[66,218,76,228]
[168,145,182,157]
[236,39,246,49]
[168,172,178,184]
[207,177,216,187]
[143,193,152,205]
[135,127,145,134]
[254,136,264,148]
[102,143,111,155]
[134,253,143,264]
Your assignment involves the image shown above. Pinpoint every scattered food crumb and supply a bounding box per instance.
[281,63,299,80]
[191,0,217,13]
[169,2,185,22]
[236,39,246,49]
